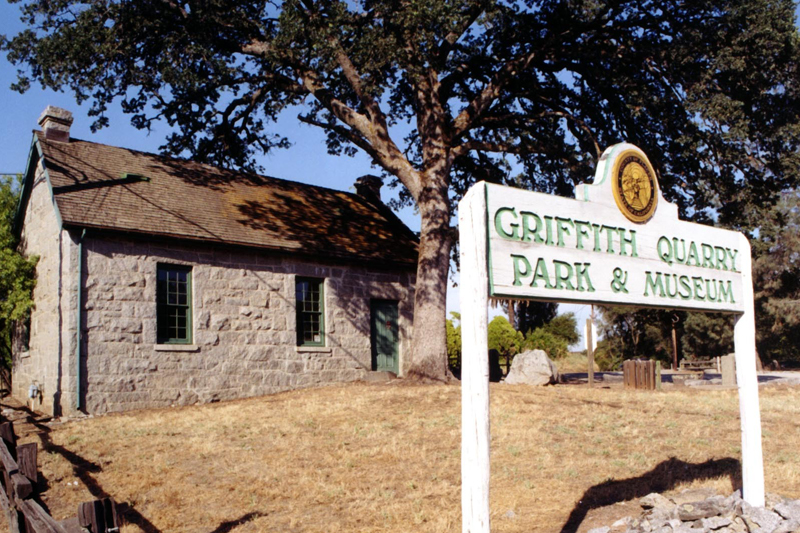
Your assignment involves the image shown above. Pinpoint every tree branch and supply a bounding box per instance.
[451,49,539,139]
[452,139,539,158]
[435,1,490,67]
[292,0,424,199]
[298,115,380,159]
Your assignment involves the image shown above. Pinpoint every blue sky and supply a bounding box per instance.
[0,1,488,321]
[0,3,401,197]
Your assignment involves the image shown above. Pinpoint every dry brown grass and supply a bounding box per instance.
[6,382,800,533]
[553,352,598,373]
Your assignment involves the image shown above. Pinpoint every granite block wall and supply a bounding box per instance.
[13,161,79,415]
[78,236,415,413]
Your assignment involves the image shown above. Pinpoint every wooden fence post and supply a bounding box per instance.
[586,319,594,387]
[656,361,662,390]
[0,422,16,457]
[17,444,37,484]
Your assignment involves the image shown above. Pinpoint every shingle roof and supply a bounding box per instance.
[32,132,418,267]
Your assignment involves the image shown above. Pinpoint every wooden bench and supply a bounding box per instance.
[679,358,718,372]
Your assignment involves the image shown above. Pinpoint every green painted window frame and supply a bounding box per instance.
[296,277,325,346]
[156,264,193,344]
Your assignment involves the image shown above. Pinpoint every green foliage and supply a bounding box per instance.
[515,301,557,335]
[598,307,673,365]
[681,313,734,359]
[0,175,37,367]
[541,313,579,347]
[446,312,462,372]
[600,306,736,367]
[521,328,569,360]
[519,312,577,360]
[753,191,800,364]
[593,339,624,371]
[488,315,523,358]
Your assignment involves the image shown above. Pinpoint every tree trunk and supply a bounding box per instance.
[406,178,452,381]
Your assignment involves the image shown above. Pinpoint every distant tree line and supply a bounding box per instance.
[446,306,580,375]
[597,191,800,369]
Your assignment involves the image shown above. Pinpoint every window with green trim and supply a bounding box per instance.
[296,277,324,346]
[157,264,192,344]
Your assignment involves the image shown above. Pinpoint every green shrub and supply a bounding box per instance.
[488,316,524,357]
[446,312,462,372]
[522,329,569,359]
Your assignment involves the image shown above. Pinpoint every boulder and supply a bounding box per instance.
[677,500,728,521]
[641,493,674,510]
[775,501,800,523]
[743,505,785,533]
[504,350,559,386]
[774,520,800,533]
[671,488,719,506]
[702,516,733,530]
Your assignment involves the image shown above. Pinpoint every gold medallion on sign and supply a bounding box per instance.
[612,151,658,223]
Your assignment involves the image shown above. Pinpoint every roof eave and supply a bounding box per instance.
[13,133,64,238]
[61,223,419,271]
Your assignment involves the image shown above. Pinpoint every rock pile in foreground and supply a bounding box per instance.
[589,489,800,533]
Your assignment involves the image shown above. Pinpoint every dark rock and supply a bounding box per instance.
[678,500,728,521]
[774,502,800,523]
[773,520,800,533]
[647,509,674,530]
[766,493,787,511]
[489,350,504,383]
[599,492,799,533]
[641,493,674,510]
[742,505,782,533]
[612,517,632,530]
[672,488,720,506]
[702,516,733,530]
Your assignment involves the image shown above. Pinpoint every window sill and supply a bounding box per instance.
[154,344,200,352]
[296,346,331,353]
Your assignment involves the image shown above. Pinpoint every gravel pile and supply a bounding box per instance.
[589,489,800,533]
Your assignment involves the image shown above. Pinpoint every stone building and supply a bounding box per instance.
[12,107,418,416]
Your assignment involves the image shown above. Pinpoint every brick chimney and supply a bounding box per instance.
[38,106,73,143]
[355,175,383,203]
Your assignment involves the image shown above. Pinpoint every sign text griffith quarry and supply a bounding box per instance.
[458,143,764,533]
[486,145,745,313]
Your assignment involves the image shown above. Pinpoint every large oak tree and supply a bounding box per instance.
[4,0,800,379]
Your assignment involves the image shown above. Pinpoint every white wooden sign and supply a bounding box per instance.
[459,143,765,533]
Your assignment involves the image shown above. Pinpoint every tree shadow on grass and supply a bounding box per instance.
[560,457,741,533]
[208,511,267,533]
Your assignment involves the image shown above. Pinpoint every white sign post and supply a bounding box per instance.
[459,144,765,533]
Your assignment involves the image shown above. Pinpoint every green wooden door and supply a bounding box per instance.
[371,300,399,373]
